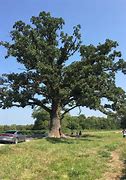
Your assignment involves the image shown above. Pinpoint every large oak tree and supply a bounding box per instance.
[0,11,126,137]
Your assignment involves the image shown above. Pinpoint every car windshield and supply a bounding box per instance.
[5,131,17,134]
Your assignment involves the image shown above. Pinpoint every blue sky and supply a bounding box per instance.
[0,0,126,125]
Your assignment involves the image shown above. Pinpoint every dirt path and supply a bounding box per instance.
[100,150,125,180]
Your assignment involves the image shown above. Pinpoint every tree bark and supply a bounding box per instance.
[48,102,61,138]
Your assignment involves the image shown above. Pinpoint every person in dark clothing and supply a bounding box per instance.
[122,129,126,137]
[79,131,82,136]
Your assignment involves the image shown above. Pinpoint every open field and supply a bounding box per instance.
[0,130,126,180]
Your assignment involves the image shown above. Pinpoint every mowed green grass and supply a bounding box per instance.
[0,131,125,180]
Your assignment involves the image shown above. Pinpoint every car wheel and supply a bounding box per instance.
[14,138,18,144]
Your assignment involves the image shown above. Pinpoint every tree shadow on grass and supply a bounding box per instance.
[81,134,103,139]
[46,136,93,144]
[46,134,102,144]
[46,137,74,144]
[29,133,102,141]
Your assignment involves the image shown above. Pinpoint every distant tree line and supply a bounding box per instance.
[31,108,122,131]
[0,124,33,132]
[0,108,125,133]
[63,114,121,131]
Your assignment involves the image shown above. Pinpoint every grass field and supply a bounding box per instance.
[0,131,126,180]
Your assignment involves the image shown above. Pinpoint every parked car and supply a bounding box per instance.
[0,130,26,144]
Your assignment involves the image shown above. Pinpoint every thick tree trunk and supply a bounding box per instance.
[48,102,61,138]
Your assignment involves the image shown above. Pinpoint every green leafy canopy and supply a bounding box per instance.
[0,11,126,117]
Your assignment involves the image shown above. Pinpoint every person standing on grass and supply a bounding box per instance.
[79,131,82,137]
[122,129,126,138]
